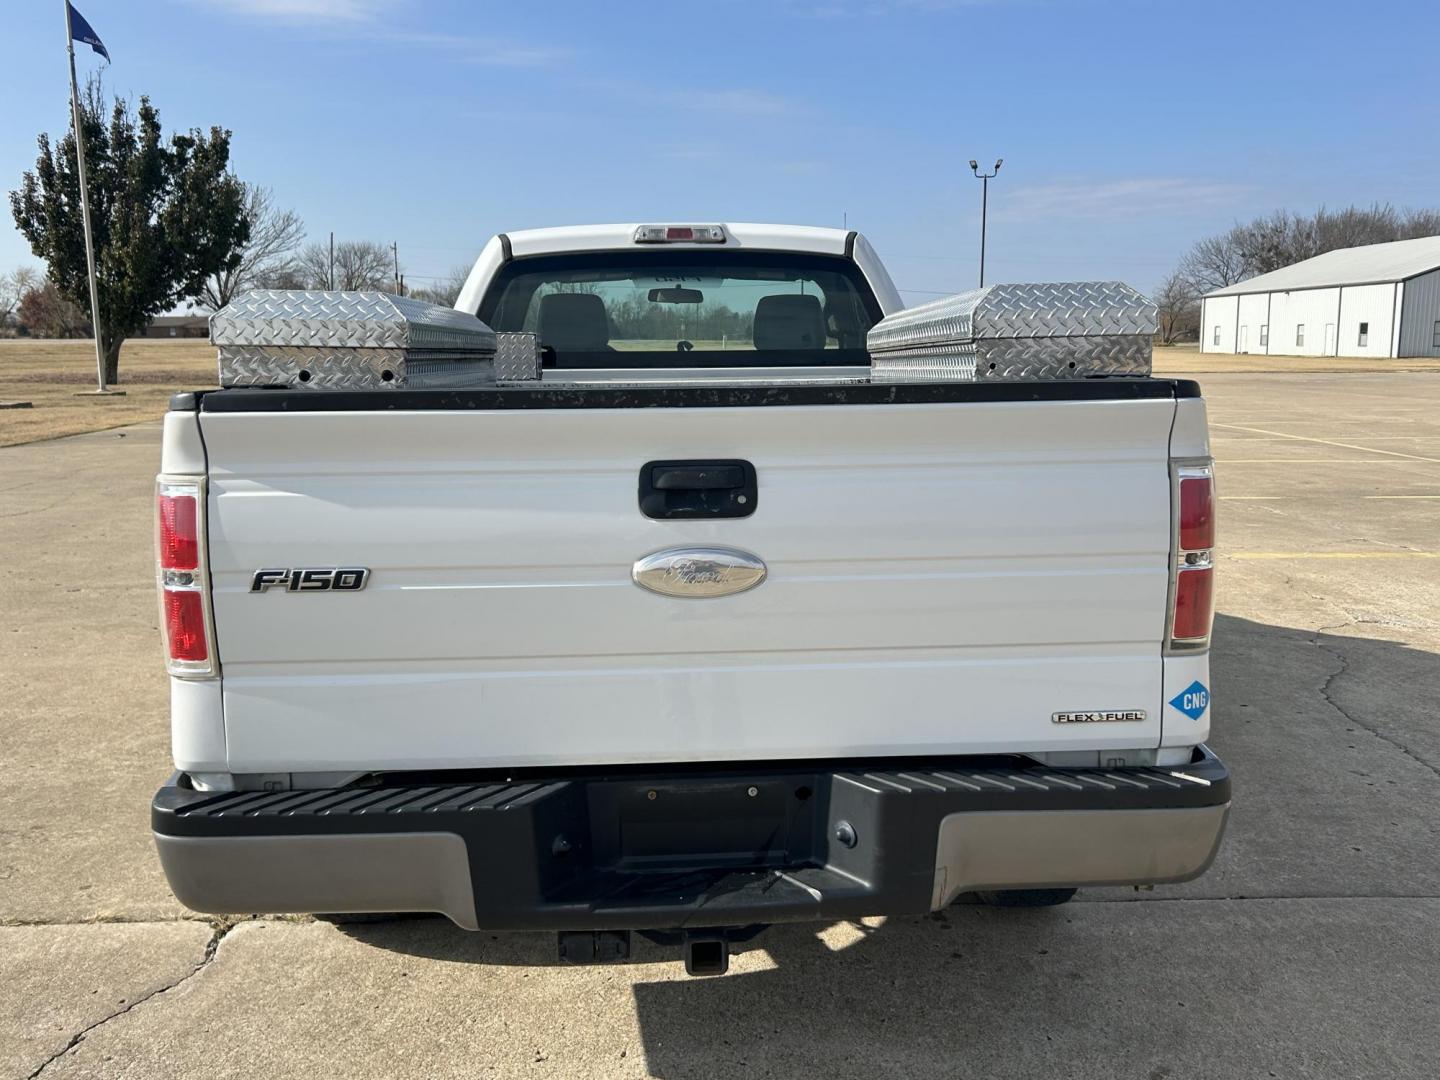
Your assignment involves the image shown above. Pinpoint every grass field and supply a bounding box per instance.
[0,338,215,448]
[5,337,1440,448]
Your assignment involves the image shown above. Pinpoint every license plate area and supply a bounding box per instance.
[588,776,820,872]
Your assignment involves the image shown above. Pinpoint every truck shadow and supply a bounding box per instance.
[333,610,1440,1076]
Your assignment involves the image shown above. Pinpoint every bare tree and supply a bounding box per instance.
[1400,207,1440,238]
[17,281,91,337]
[1313,204,1398,252]
[1178,230,1250,294]
[1,266,42,326]
[260,263,310,290]
[409,264,471,308]
[1153,272,1200,345]
[195,185,305,310]
[1311,203,1440,249]
[294,244,331,289]
[1179,203,1440,299]
[294,240,395,291]
[1171,202,1440,328]
[1233,210,1320,276]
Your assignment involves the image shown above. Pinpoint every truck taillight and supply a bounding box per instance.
[156,478,217,678]
[163,590,209,661]
[1168,461,1215,652]
[1179,474,1214,550]
[158,490,199,569]
[1171,566,1213,641]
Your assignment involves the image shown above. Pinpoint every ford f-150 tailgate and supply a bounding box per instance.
[194,383,1184,773]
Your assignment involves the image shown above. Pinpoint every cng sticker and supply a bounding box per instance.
[1169,680,1210,721]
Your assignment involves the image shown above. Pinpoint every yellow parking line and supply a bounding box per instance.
[1363,495,1440,499]
[1226,552,1440,559]
[1216,459,1426,464]
[1212,423,1440,464]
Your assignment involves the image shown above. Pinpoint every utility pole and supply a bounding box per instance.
[969,158,1003,288]
[328,231,335,290]
[391,241,400,295]
[63,1,118,394]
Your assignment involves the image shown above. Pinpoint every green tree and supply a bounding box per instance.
[9,80,249,381]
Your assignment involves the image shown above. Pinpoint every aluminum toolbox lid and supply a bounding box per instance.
[209,290,497,354]
[868,281,1157,353]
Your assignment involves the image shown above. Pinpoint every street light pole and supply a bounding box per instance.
[969,158,1002,288]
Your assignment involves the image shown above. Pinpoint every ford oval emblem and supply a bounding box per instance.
[632,547,767,599]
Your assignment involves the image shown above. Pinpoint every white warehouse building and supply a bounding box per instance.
[1200,235,1440,358]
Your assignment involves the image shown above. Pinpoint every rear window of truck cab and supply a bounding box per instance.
[477,251,881,368]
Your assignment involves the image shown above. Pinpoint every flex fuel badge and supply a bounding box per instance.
[1170,681,1210,721]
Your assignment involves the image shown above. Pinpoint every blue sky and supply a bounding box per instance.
[4,0,1438,304]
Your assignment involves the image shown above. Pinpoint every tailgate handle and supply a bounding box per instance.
[652,465,744,490]
[640,460,757,519]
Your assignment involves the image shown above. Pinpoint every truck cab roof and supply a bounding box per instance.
[503,222,857,257]
[455,223,903,316]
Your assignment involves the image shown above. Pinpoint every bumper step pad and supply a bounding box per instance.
[153,750,1230,931]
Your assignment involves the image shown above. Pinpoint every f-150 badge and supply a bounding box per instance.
[632,547,766,598]
[1052,710,1147,724]
[250,567,370,593]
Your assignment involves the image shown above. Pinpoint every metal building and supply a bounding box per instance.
[1200,235,1440,357]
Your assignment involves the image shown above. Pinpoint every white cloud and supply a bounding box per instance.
[192,1,570,67]
[197,0,387,19]
[998,178,1250,221]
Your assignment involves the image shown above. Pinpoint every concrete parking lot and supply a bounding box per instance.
[3,372,1439,1079]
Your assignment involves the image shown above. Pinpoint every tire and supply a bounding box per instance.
[974,888,1078,908]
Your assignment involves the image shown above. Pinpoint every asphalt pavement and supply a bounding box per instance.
[2,372,1438,1079]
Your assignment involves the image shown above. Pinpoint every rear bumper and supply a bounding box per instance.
[152,748,1230,931]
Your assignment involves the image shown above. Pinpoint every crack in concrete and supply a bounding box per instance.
[24,918,252,1079]
[0,915,216,929]
[1302,590,1439,635]
[1312,621,1440,783]
[9,892,1440,1073]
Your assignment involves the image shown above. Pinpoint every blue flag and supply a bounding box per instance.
[68,3,110,62]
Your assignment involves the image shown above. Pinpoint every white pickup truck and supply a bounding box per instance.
[151,223,1227,974]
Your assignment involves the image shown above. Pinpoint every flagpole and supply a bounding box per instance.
[64,0,113,394]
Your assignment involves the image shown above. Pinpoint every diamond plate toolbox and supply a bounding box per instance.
[868,281,1156,382]
[210,290,498,390]
[493,332,542,382]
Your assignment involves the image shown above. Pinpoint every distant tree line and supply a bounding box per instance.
[607,294,754,342]
[0,267,90,338]
[523,284,757,343]
[1154,203,1440,344]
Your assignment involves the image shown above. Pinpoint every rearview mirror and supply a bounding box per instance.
[648,287,703,304]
